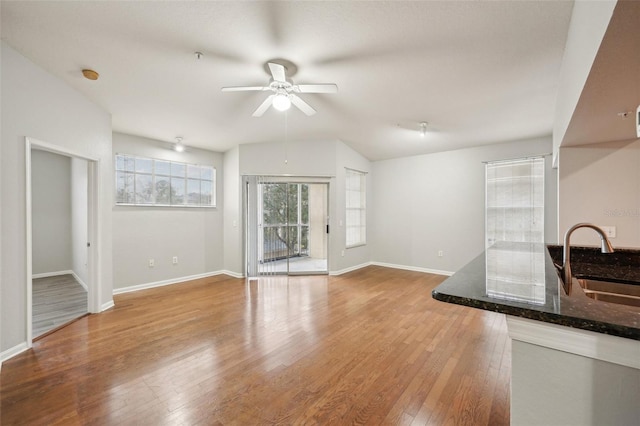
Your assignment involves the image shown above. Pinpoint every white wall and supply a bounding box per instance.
[31,150,72,275]
[553,0,616,153]
[1,41,113,355]
[223,146,242,275]
[239,139,338,177]
[372,137,557,274]
[112,133,224,290]
[71,157,89,285]
[227,139,371,275]
[559,139,640,248]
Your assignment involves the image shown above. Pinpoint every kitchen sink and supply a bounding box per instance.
[576,278,640,308]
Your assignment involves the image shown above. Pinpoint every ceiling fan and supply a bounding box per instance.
[221,61,338,117]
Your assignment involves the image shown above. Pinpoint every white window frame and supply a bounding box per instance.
[345,168,366,248]
[115,153,216,207]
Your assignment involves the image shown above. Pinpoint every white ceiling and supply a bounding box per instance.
[562,0,640,147]
[1,1,574,161]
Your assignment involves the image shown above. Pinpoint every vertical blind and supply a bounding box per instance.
[485,157,545,247]
[246,175,285,278]
[485,157,546,305]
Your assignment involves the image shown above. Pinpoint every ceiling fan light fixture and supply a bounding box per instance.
[174,137,185,152]
[272,92,291,111]
[420,122,428,138]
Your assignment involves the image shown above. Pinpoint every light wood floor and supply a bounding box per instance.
[32,274,88,338]
[1,266,510,425]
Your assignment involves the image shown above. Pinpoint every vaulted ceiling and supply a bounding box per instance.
[1,1,574,160]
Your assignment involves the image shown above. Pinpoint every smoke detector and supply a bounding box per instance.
[82,69,99,80]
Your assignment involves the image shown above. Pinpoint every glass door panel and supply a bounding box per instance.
[253,180,328,276]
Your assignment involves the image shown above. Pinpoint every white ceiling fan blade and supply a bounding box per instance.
[221,86,269,92]
[252,95,274,117]
[268,62,287,82]
[290,94,316,116]
[295,84,338,94]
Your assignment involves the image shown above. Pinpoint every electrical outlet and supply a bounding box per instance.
[149,258,155,267]
[172,256,178,265]
[341,250,345,257]
[438,250,443,257]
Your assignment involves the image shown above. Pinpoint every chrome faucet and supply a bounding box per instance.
[562,223,615,285]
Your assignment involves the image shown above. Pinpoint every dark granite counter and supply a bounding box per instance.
[431,241,640,340]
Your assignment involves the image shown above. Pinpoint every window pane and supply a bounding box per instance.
[301,184,309,224]
[124,156,135,172]
[155,176,171,204]
[187,165,201,179]
[135,158,152,174]
[287,184,298,224]
[301,225,309,254]
[201,167,213,181]
[263,184,287,225]
[171,177,185,205]
[187,179,200,205]
[115,154,215,208]
[115,155,125,171]
[201,180,212,205]
[287,225,298,256]
[171,162,186,177]
[116,171,134,203]
[155,160,171,176]
[135,174,153,204]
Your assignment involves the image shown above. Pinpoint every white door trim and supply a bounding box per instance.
[25,137,101,347]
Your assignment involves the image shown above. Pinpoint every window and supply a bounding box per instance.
[485,157,544,247]
[345,168,366,247]
[115,154,216,207]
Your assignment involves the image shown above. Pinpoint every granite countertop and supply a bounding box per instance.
[431,241,640,340]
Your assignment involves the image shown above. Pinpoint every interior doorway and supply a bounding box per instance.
[26,137,99,345]
[245,177,329,277]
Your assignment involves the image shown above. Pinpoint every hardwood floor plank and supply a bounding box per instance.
[1,266,510,425]
[32,274,88,338]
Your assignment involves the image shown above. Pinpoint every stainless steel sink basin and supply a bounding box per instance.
[576,278,640,308]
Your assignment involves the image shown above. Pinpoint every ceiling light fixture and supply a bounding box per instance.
[272,91,292,112]
[420,122,428,137]
[174,137,185,152]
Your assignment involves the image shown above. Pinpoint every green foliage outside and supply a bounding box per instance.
[262,183,309,258]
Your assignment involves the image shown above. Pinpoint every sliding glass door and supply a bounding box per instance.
[246,177,328,277]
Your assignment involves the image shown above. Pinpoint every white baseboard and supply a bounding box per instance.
[71,271,88,291]
[329,262,454,277]
[329,262,373,276]
[32,270,73,279]
[101,300,115,312]
[112,270,238,295]
[1,342,30,367]
[220,270,244,279]
[370,261,454,276]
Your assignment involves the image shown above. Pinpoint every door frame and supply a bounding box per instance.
[244,176,331,277]
[25,137,100,346]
